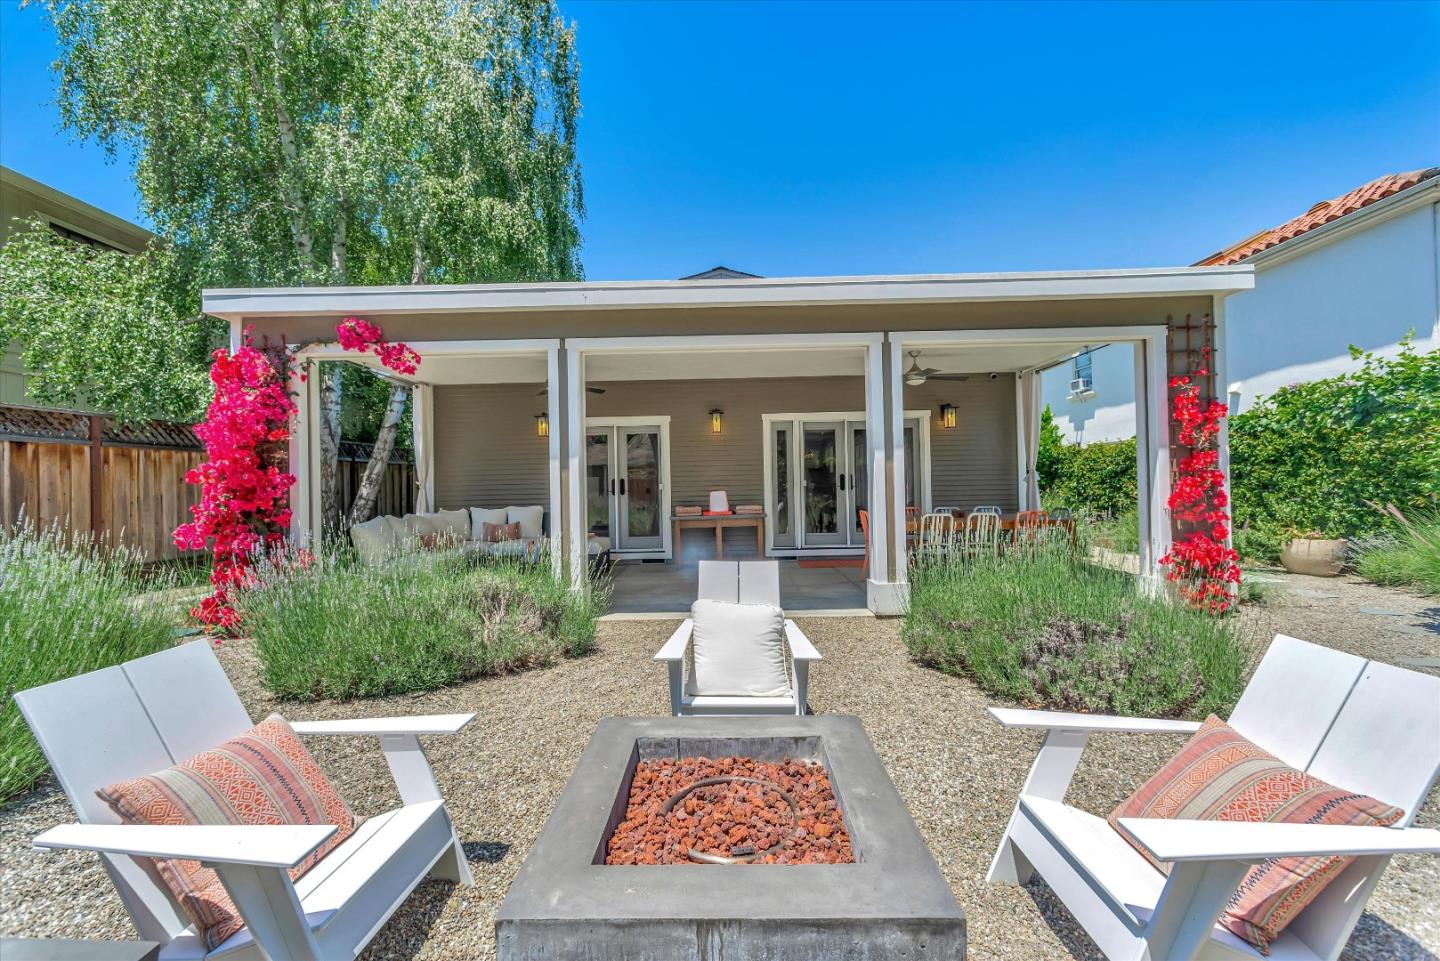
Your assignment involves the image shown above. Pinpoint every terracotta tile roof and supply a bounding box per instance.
[0,403,201,448]
[1195,167,1440,266]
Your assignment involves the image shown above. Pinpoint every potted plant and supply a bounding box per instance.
[1279,530,1349,577]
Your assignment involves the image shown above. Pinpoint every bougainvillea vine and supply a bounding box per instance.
[176,318,419,632]
[174,339,296,630]
[1158,347,1242,613]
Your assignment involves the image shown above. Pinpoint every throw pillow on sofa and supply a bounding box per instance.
[506,505,544,540]
[98,715,360,951]
[1110,715,1404,953]
[483,521,522,543]
[434,508,471,542]
[470,507,508,536]
[350,514,402,564]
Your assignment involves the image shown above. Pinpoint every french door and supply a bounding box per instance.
[586,420,669,554]
[766,413,926,552]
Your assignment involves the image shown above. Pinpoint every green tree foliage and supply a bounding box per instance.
[45,0,583,289]
[1035,405,1067,492]
[0,223,217,422]
[1230,342,1439,546]
[1041,436,1139,518]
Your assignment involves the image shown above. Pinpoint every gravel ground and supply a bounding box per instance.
[2,570,1436,960]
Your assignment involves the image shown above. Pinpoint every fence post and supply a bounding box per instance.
[89,414,104,541]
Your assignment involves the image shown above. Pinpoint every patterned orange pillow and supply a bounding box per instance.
[97,715,360,950]
[483,520,521,543]
[1110,715,1403,954]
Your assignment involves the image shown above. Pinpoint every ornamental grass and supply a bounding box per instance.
[232,545,608,700]
[1354,510,1440,595]
[902,542,1247,719]
[0,525,177,801]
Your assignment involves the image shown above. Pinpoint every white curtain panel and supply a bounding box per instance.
[412,384,435,513]
[1021,370,1042,510]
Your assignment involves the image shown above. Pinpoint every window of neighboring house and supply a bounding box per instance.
[48,221,124,253]
[1073,350,1093,384]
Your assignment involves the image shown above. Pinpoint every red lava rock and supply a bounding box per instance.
[604,755,855,866]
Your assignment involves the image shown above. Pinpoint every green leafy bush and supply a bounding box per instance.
[902,546,1246,718]
[1353,511,1440,595]
[233,548,608,700]
[1042,437,1139,518]
[1230,343,1439,557]
[1,526,177,801]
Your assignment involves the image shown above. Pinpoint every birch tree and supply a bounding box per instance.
[43,0,584,532]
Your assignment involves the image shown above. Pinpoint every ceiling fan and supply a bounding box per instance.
[903,351,971,387]
[537,385,606,395]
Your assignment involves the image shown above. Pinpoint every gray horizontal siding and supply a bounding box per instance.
[433,384,549,510]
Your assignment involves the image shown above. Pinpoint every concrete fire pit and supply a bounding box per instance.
[496,715,966,960]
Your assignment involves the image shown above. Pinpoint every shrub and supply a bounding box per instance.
[1085,509,1139,554]
[232,547,608,700]
[1230,343,1439,548]
[1353,510,1440,595]
[1041,438,1138,518]
[0,526,177,801]
[902,546,1246,718]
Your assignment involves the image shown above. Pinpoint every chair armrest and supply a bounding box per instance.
[1118,818,1440,863]
[987,707,1200,734]
[32,823,335,868]
[289,713,474,736]
[654,619,694,661]
[784,620,821,662]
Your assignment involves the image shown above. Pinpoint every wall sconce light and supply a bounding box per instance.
[535,412,549,438]
[939,404,957,429]
[709,408,724,434]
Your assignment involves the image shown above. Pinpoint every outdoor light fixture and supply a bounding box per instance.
[709,408,724,434]
[939,404,957,429]
[535,412,549,438]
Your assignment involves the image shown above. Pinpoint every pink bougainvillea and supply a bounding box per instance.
[176,318,419,632]
[174,341,296,631]
[1158,348,1241,614]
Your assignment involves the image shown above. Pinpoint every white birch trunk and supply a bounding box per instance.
[348,385,410,525]
[317,364,343,536]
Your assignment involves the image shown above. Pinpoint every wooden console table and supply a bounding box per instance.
[672,513,765,565]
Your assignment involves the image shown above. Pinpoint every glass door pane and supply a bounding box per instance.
[771,422,796,548]
[801,424,845,545]
[585,430,612,539]
[849,423,867,545]
[619,427,662,550]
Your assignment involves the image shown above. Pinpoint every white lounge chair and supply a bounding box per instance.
[986,633,1440,961]
[653,560,820,716]
[15,640,475,961]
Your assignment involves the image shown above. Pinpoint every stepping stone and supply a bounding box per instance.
[1358,607,1407,616]
[1399,657,1440,669]
[1246,576,1284,584]
[1288,588,1340,599]
[1382,623,1435,636]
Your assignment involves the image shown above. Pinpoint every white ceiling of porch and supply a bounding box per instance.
[343,340,1107,385]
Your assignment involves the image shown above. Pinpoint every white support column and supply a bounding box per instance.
[547,345,564,581]
[288,358,311,545]
[864,336,889,593]
[565,347,588,591]
[1136,333,1172,582]
[1212,297,1233,553]
[888,338,909,589]
[1133,342,1153,580]
[307,369,324,548]
[1015,374,1028,509]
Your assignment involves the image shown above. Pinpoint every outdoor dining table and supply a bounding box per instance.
[906,511,1076,545]
[672,512,766,565]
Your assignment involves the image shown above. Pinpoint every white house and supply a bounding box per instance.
[1042,167,1440,443]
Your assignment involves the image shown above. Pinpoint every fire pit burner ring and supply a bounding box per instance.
[659,776,802,864]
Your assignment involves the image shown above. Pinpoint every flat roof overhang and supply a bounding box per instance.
[203,265,1254,321]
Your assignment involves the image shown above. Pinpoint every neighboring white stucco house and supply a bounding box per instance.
[1042,167,1440,443]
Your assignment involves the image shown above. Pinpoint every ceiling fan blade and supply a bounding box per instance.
[920,367,943,376]
[537,386,607,395]
[927,373,971,381]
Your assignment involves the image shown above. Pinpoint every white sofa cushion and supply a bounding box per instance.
[433,508,470,543]
[685,599,790,698]
[507,505,545,539]
[470,507,508,533]
[350,515,401,565]
[401,512,445,540]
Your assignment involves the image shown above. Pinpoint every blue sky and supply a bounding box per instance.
[3,0,1437,280]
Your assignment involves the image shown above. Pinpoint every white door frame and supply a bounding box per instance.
[761,410,931,557]
[584,415,673,559]
[890,326,1171,585]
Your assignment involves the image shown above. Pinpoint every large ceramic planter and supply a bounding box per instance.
[1280,538,1348,576]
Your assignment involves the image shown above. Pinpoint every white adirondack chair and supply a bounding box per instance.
[15,640,475,961]
[653,560,820,716]
[987,633,1440,961]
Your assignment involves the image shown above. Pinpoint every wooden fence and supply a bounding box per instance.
[1,406,415,560]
